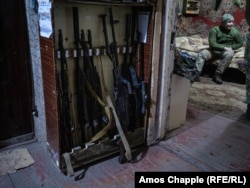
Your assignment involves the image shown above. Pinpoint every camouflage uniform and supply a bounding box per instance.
[195,48,234,74]
[195,14,243,84]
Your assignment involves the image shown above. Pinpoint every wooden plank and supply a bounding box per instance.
[146,0,163,145]
[63,127,145,171]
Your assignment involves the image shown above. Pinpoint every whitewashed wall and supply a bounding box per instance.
[25,0,47,143]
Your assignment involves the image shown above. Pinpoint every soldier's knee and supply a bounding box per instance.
[198,49,211,60]
[223,50,234,58]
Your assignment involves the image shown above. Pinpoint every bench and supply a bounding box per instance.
[174,34,246,82]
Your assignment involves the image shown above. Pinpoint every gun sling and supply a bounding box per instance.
[99,56,132,162]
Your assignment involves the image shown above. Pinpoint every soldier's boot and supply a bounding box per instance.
[190,69,200,83]
[246,104,250,120]
[212,72,223,84]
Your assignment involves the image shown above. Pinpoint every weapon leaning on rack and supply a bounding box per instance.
[57,6,151,178]
[57,29,78,152]
[100,7,134,164]
[57,29,113,148]
[57,8,149,159]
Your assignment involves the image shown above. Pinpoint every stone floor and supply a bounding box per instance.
[0,103,249,188]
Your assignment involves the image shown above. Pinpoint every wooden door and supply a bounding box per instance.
[0,0,34,147]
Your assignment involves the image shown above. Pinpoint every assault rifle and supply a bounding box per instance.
[73,7,107,143]
[121,13,145,131]
[120,11,148,131]
[72,7,87,143]
[87,29,110,129]
[58,29,76,151]
[130,10,149,115]
[108,8,132,130]
[87,29,103,99]
[80,29,104,137]
[100,8,132,163]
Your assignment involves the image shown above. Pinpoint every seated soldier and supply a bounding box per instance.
[195,13,243,84]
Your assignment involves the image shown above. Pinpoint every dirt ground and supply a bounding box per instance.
[188,68,249,125]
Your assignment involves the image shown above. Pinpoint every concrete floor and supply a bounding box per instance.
[0,104,249,188]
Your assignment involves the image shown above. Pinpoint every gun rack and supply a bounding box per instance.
[40,0,157,176]
[56,46,132,59]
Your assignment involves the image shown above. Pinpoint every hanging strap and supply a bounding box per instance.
[63,152,74,177]
[99,56,132,161]
[84,79,113,142]
[62,57,132,177]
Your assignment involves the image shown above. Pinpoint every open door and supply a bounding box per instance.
[0,0,34,147]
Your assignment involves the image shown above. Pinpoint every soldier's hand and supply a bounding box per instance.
[224,47,234,53]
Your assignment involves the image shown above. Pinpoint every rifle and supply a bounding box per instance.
[120,11,148,129]
[58,29,76,151]
[87,29,102,98]
[87,29,108,126]
[108,8,132,129]
[80,29,103,136]
[72,7,86,143]
[100,9,132,163]
[121,13,145,131]
[130,10,149,115]
[57,72,70,152]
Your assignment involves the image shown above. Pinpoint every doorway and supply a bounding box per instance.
[0,0,34,147]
